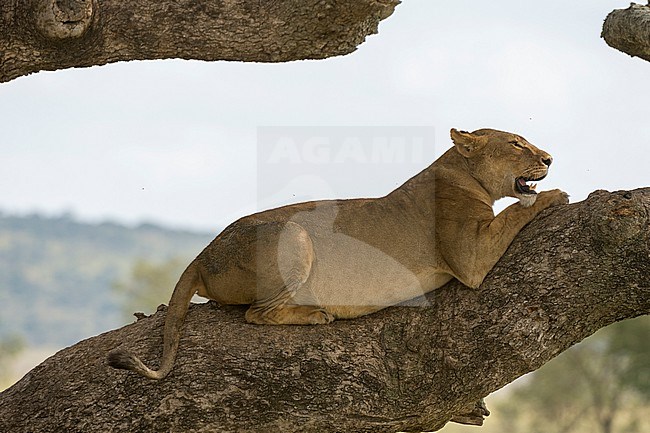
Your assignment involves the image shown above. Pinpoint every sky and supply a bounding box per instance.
[1,0,648,233]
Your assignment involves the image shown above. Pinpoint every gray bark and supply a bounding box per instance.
[0,0,400,83]
[1,188,649,433]
[602,2,650,62]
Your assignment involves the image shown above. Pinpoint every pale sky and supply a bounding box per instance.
[1,0,648,232]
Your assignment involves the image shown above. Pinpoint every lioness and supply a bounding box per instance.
[108,128,568,380]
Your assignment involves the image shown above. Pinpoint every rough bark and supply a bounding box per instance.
[0,0,400,83]
[602,2,650,62]
[1,188,649,433]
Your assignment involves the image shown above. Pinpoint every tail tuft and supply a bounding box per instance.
[107,349,141,371]
[107,348,168,380]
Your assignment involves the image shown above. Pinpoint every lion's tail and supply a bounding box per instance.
[107,260,203,380]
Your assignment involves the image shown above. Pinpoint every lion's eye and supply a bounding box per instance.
[510,140,524,149]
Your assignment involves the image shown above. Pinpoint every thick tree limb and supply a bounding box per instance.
[602,2,650,62]
[1,188,649,433]
[0,0,400,83]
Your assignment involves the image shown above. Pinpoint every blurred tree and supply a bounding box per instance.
[113,258,187,321]
[497,316,650,433]
[605,316,650,400]
[0,335,24,390]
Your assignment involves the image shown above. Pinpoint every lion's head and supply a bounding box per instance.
[450,128,553,207]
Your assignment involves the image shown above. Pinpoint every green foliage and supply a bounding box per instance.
[113,257,187,320]
[496,316,650,433]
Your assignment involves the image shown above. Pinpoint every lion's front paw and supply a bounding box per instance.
[537,189,569,208]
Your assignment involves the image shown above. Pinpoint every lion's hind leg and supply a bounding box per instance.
[244,260,333,325]
[244,221,332,325]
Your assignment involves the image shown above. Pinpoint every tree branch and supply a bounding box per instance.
[1,188,648,433]
[0,0,400,83]
[602,2,650,62]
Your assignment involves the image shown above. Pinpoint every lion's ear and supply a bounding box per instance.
[450,128,488,157]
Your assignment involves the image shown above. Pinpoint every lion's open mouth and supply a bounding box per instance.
[515,174,546,195]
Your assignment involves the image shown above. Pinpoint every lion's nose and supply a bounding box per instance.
[542,156,553,167]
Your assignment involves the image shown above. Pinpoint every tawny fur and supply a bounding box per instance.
[107,128,568,379]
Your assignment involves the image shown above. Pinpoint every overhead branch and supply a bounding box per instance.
[602,2,650,62]
[1,188,649,433]
[0,0,400,83]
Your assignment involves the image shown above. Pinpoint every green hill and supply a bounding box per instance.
[0,212,215,347]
